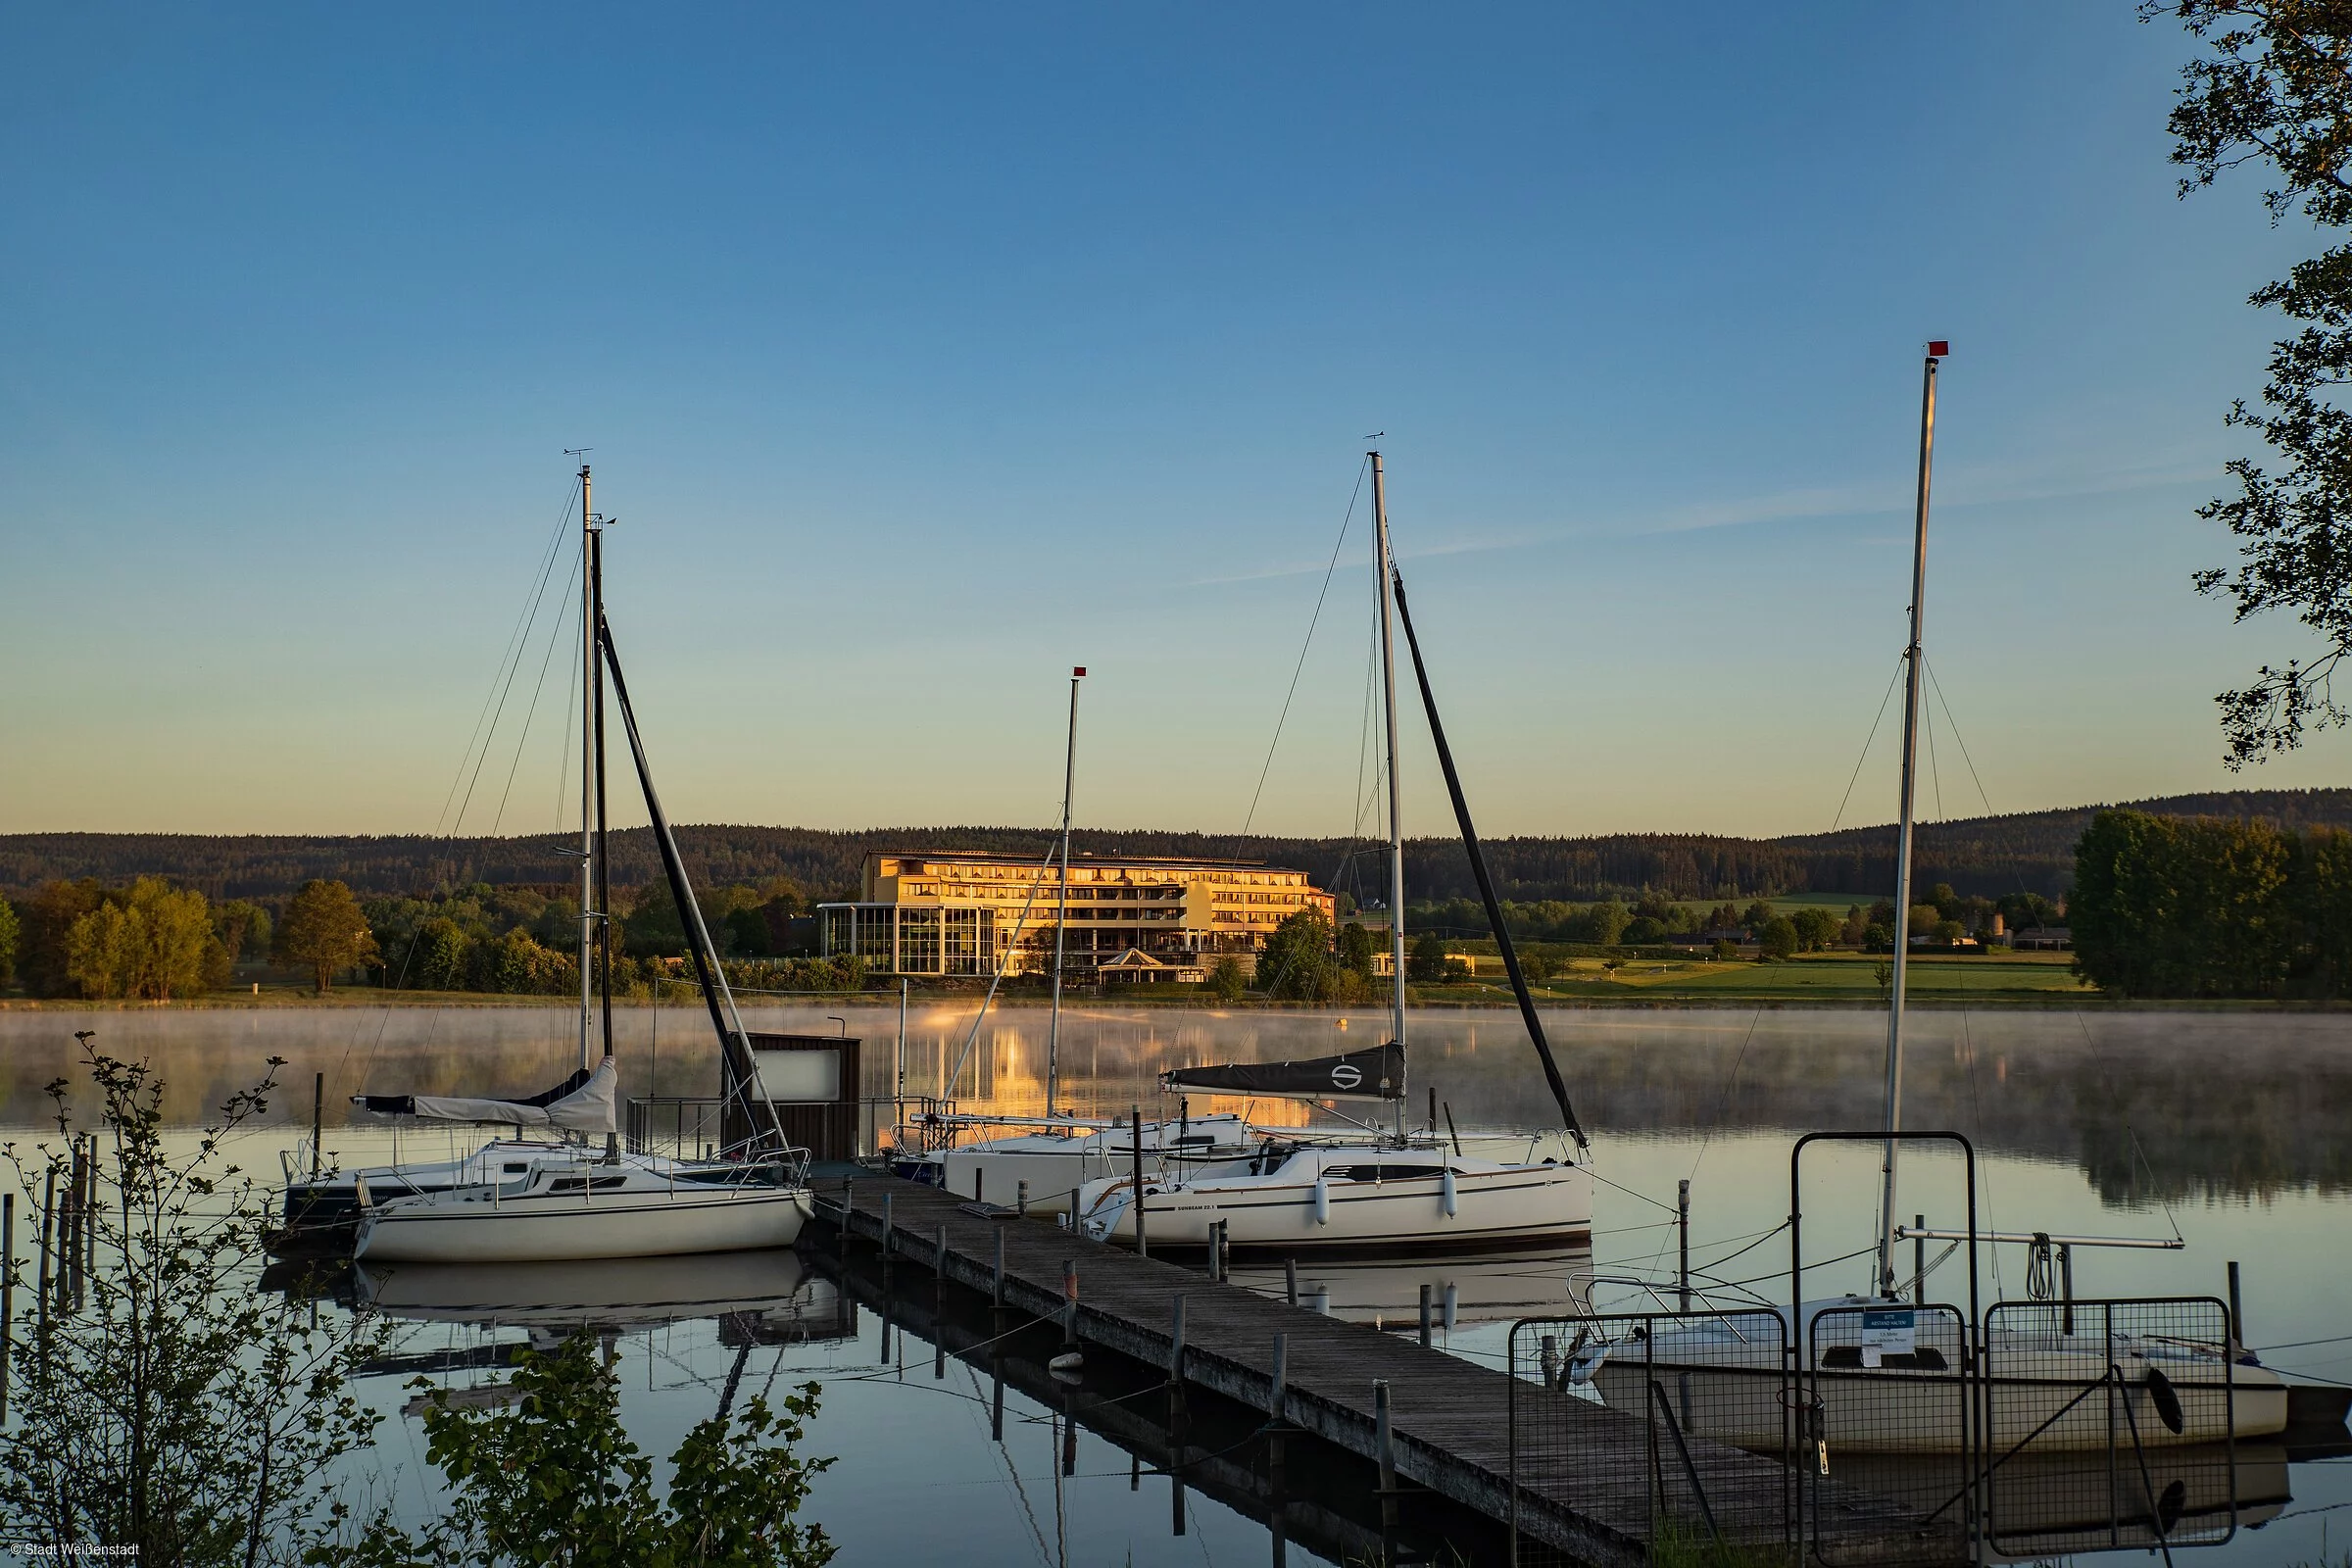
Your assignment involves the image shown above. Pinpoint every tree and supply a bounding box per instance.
[275,880,377,992]
[1259,909,1341,1000]
[1206,956,1248,1002]
[1740,901,1775,931]
[2071,808,2294,997]
[0,896,18,988]
[1790,906,1840,952]
[2,1040,397,1562]
[22,878,104,997]
[325,1333,833,1568]
[1337,920,1378,979]
[60,879,220,1001]
[1757,916,1799,961]
[1407,931,1451,984]
[2150,2,2352,761]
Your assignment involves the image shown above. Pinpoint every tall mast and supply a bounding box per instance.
[1371,452,1407,1134]
[1046,666,1083,1122]
[577,464,595,1073]
[1877,342,1943,1298]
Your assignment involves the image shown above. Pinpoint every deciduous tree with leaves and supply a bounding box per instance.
[2151,1,2352,760]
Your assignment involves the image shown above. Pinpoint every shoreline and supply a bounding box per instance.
[1,990,2343,1014]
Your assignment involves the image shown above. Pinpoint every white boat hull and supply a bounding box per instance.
[355,1182,810,1263]
[1081,1150,1591,1253]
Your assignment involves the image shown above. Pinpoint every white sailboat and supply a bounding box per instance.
[336,466,812,1264]
[1573,345,2289,1452]
[1077,449,1592,1254]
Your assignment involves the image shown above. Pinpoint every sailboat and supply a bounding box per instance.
[1576,345,2290,1451]
[1073,450,1592,1254]
[312,466,812,1264]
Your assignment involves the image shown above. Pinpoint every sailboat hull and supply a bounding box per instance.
[355,1182,810,1263]
[1083,1153,1591,1254]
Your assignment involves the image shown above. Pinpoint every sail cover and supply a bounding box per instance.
[1162,1043,1402,1102]
[353,1056,618,1134]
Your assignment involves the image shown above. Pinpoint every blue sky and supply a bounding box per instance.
[1,3,2340,841]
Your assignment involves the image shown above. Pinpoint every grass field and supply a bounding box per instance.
[1447,951,2093,1004]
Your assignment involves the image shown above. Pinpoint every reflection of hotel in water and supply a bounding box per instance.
[818,850,1336,979]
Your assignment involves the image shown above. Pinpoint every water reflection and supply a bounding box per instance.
[1225,1249,1590,1328]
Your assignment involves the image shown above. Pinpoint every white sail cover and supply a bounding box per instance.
[354,1056,618,1134]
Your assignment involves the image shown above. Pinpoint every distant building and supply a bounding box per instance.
[818,850,1335,979]
[2013,926,2072,952]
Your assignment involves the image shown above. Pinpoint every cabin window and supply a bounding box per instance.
[1337,1164,1444,1183]
[1819,1346,1948,1370]
[503,1163,529,1173]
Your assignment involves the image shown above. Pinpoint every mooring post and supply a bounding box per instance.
[1168,1294,1186,1384]
[1418,1283,1433,1347]
[990,1353,1004,1441]
[1131,1102,1147,1259]
[35,1167,54,1344]
[839,1177,852,1255]
[993,1224,1005,1310]
[1061,1259,1078,1349]
[311,1072,324,1180]
[1540,1333,1560,1390]
[2227,1260,2243,1349]
[1914,1212,1926,1306]
[1374,1379,1397,1555]
[1678,1179,1691,1312]
[1285,1256,1298,1307]
[1017,1179,1029,1217]
[1068,1186,1082,1233]
[974,1166,984,1206]
[1269,1331,1288,1418]
[1208,1219,1227,1283]
[881,1191,894,1257]
[2061,1242,2076,1335]
[1,1191,14,1423]
[936,1222,950,1275]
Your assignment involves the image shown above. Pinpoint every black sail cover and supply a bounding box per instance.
[1162,1042,1402,1102]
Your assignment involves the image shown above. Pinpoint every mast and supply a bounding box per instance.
[1046,666,1083,1122]
[1371,452,1408,1138]
[1877,342,1944,1298]
[577,464,595,1073]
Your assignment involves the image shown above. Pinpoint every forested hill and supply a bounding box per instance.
[6,788,2350,903]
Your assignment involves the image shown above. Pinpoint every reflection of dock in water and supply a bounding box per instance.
[819,1241,1511,1567]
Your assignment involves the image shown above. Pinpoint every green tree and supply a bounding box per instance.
[1623,916,1667,945]
[1206,956,1248,1002]
[2072,809,2294,997]
[1757,916,1799,961]
[1789,906,1840,952]
[0,896,18,988]
[1407,931,1451,984]
[2,1040,397,1562]
[2151,2,2352,760]
[1337,920,1377,979]
[1739,901,1775,931]
[211,899,270,985]
[22,878,105,997]
[275,880,377,992]
[1259,909,1340,1000]
[326,1333,833,1568]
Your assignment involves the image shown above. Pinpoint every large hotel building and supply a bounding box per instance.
[818,850,1336,981]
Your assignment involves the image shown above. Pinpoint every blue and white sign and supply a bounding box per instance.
[1859,1307,1917,1367]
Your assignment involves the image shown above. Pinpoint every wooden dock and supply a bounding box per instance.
[811,1173,1954,1567]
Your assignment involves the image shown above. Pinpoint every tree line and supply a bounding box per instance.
[2071,808,2352,1000]
[7,789,2348,907]
[0,871,870,1000]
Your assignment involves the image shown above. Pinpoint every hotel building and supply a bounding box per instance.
[818,850,1336,979]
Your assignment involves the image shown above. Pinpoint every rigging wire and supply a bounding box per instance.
[1238,457,1368,839]
[1828,656,1907,834]
[488,553,582,837]
[432,474,581,838]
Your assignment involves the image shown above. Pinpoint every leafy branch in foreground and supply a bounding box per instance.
[322,1333,834,1568]
[0,1040,399,1566]
[2149,1,2352,763]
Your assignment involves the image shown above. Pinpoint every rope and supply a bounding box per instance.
[1828,656,1906,834]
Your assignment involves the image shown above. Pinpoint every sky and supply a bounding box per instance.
[1,2,2343,843]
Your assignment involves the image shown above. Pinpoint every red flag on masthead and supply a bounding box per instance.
[1927,340,1949,358]
[1072,666,1086,678]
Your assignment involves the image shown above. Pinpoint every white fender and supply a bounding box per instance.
[1441,1167,1457,1218]
[1311,1178,1330,1225]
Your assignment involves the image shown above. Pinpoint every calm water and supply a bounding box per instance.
[3,1002,2348,1566]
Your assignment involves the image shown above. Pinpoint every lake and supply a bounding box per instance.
[2,1001,2346,1566]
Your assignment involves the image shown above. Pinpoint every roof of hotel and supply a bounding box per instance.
[877,849,1288,871]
